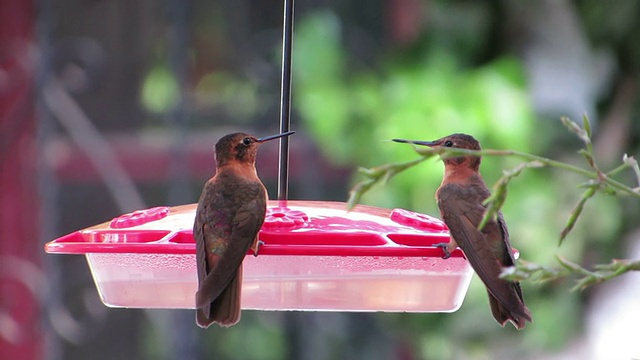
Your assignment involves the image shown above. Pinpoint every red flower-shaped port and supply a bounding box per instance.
[390,208,448,231]
[262,207,309,230]
[109,206,171,229]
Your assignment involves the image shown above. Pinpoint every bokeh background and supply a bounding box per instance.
[2,0,640,359]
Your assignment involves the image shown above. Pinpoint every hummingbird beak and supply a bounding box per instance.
[257,131,295,143]
[392,139,438,147]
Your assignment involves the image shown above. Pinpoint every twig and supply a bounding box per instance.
[478,160,545,231]
[347,155,433,210]
[500,260,567,283]
[502,256,640,291]
[559,187,596,245]
[350,146,640,205]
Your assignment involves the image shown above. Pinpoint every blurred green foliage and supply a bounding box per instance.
[195,71,261,121]
[203,312,286,360]
[142,64,180,114]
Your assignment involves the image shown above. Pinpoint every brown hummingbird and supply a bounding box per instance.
[393,133,532,329]
[194,131,294,328]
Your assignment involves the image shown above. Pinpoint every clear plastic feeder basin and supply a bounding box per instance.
[44,201,473,312]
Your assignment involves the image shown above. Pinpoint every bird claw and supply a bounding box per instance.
[434,242,451,259]
[253,240,265,257]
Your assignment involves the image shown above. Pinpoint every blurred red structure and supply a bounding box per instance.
[0,2,41,360]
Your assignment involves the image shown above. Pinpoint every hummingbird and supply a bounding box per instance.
[194,131,294,328]
[393,133,532,329]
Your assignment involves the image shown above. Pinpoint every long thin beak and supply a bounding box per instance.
[257,131,295,142]
[392,138,438,147]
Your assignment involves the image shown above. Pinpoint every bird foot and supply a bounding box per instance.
[253,240,265,257]
[434,242,452,259]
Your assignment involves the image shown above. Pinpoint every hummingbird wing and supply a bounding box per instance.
[194,175,267,326]
[437,182,531,324]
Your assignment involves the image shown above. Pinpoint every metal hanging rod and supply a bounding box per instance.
[277,0,294,201]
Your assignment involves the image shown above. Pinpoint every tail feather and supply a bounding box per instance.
[488,290,532,330]
[196,267,243,328]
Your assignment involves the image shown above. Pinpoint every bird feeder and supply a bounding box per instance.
[44,0,473,313]
[45,202,472,312]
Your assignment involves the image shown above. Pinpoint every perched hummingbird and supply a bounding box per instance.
[194,131,294,328]
[393,133,532,329]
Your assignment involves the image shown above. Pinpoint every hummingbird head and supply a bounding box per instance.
[392,133,482,170]
[214,131,294,167]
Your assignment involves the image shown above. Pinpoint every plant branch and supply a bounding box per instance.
[501,256,640,291]
[346,155,432,210]
[350,145,640,205]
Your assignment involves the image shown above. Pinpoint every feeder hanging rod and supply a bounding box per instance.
[277,0,294,201]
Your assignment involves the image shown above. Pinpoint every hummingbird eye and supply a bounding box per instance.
[444,140,453,147]
[242,137,252,146]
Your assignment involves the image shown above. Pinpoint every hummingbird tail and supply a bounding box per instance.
[195,266,243,328]
[488,290,532,330]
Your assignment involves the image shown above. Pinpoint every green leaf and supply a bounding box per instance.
[479,160,544,230]
[581,113,592,138]
[559,187,596,245]
[560,116,590,145]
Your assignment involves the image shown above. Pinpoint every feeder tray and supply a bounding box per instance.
[44,201,473,312]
